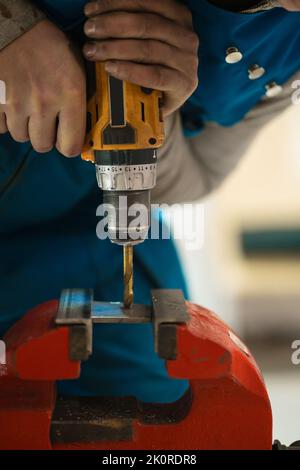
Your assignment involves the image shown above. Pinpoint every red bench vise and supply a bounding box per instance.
[0,289,272,450]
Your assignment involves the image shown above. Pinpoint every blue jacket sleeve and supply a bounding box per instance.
[33,0,87,31]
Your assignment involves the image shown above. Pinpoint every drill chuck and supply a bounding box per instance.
[103,189,151,246]
[96,149,156,246]
[95,149,157,192]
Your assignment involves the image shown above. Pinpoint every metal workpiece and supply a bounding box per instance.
[56,289,94,361]
[152,290,189,360]
[92,302,151,324]
[55,288,189,361]
[56,289,94,326]
[56,289,151,325]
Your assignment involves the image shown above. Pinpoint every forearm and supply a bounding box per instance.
[154,72,298,204]
[0,0,45,50]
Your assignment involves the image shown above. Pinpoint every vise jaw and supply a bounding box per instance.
[0,289,273,450]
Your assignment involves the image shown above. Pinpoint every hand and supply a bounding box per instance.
[83,0,199,116]
[278,0,300,10]
[0,19,86,157]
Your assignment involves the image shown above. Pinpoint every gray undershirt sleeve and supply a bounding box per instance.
[154,72,299,204]
[0,0,45,50]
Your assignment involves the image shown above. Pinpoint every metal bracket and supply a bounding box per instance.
[152,290,189,360]
[56,288,188,361]
[56,289,93,361]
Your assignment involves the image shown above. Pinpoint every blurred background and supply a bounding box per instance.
[174,103,300,445]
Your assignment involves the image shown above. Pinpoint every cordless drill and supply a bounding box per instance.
[82,63,165,307]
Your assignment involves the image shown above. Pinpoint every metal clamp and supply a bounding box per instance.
[56,288,188,361]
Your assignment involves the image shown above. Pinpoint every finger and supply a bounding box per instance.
[105,60,188,94]
[84,0,192,27]
[84,12,197,52]
[56,105,86,158]
[28,113,58,153]
[6,112,30,143]
[0,112,8,134]
[83,39,194,74]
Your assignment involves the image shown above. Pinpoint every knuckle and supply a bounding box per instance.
[15,138,29,144]
[31,78,51,97]
[190,56,199,76]
[31,87,55,113]
[152,67,166,89]
[141,40,153,63]
[58,144,81,158]
[139,14,151,37]
[33,97,49,116]
[0,117,7,134]
[125,14,137,33]
[100,0,114,10]
[135,0,147,8]
[32,144,54,154]
[188,75,199,94]
[184,8,193,27]
[9,101,23,114]
[10,131,29,144]
[187,31,200,52]
[66,79,85,100]
[97,41,109,58]
[101,16,112,35]
[179,74,198,98]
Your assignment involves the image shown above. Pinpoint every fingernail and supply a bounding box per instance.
[84,2,98,16]
[85,20,96,35]
[105,62,118,74]
[84,43,97,58]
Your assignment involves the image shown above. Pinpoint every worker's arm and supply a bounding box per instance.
[1,0,198,157]
[0,0,45,50]
[154,72,298,204]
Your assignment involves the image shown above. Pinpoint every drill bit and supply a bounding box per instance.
[123,245,134,309]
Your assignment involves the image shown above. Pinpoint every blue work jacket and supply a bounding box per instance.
[0,0,299,402]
